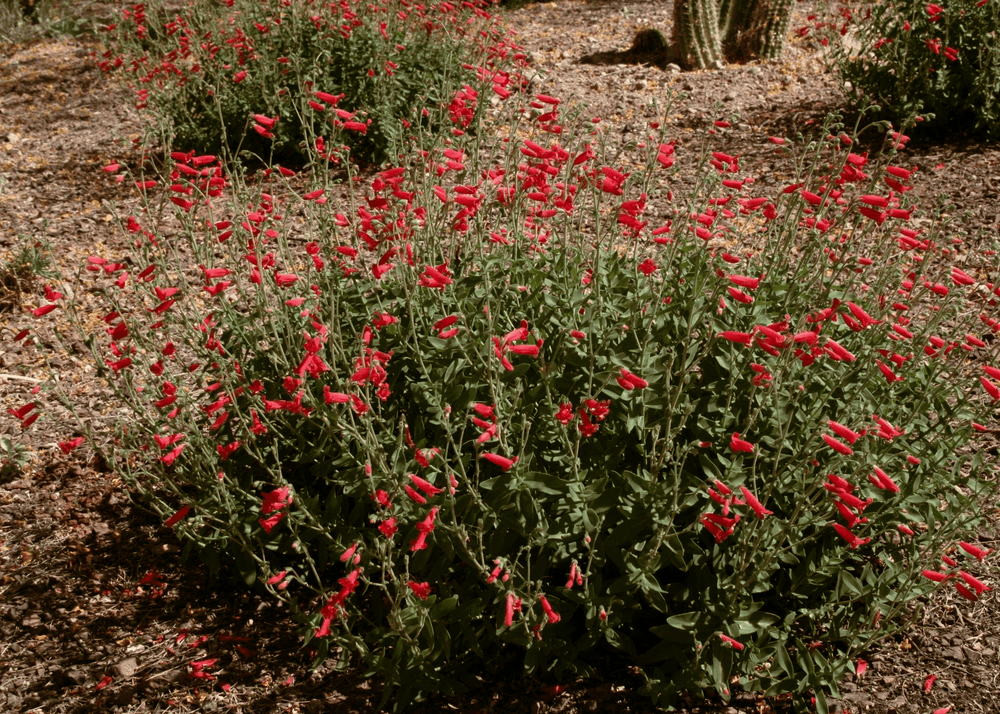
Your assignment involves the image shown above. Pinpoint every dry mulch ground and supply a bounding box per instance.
[2,1,1000,713]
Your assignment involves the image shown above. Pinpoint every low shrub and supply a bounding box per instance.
[823,0,1000,139]
[99,0,515,164]
[23,58,999,714]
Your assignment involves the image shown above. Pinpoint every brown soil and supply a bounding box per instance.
[2,1,999,713]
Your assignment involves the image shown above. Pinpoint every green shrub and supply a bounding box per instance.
[28,69,999,713]
[99,0,512,164]
[826,0,1000,138]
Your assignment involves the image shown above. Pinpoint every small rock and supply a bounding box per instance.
[21,614,42,630]
[91,522,111,537]
[64,669,88,685]
[665,63,681,73]
[6,132,20,144]
[110,657,139,679]
[710,59,725,70]
[724,91,736,101]
[942,646,966,662]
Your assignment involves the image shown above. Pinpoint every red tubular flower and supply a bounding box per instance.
[410,507,439,551]
[955,582,978,602]
[59,437,85,454]
[730,433,754,453]
[833,523,870,549]
[924,674,937,693]
[253,114,277,128]
[871,466,899,493]
[492,337,514,371]
[822,434,854,456]
[719,633,744,650]
[482,453,517,471]
[824,339,856,362]
[164,505,191,527]
[984,365,1000,380]
[160,444,185,465]
[876,360,903,383]
[31,304,57,317]
[827,420,860,444]
[980,376,1000,401]
[728,275,760,290]
[378,517,397,538]
[728,287,753,304]
[555,403,574,425]
[409,474,443,497]
[407,581,431,600]
[8,402,35,420]
[637,259,658,276]
[719,330,754,345]
[508,344,540,357]
[959,541,992,561]
[538,595,561,624]
[504,593,517,627]
[921,569,950,583]
[618,368,648,389]
[404,485,427,505]
[261,486,292,514]
[959,571,991,596]
[739,486,773,518]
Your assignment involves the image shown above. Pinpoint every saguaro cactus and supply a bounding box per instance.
[669,0,796,69]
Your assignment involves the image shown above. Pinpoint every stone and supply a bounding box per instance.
[665,63,681,73]
[64,669,88,685]
[110,656,139,679]
[942,646,966,662]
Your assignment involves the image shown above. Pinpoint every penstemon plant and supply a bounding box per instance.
[15,7,1000,711]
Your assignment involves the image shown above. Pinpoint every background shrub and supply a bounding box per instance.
[101,0,512,164]
[827,0,1000,139]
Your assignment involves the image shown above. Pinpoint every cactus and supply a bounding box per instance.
[667,0,795,70]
